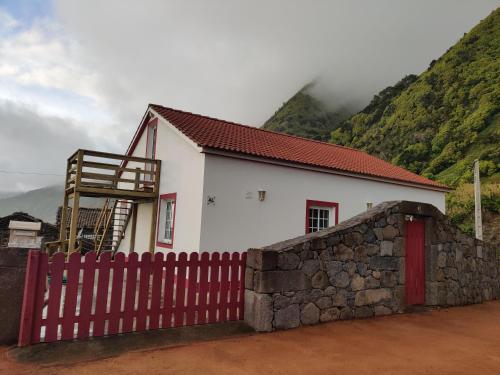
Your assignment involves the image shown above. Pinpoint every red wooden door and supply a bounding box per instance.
[405,219,425,305]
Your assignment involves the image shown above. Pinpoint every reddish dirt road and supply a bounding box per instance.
[3,301,500,375]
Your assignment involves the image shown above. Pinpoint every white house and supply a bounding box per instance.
[117,104,450,254]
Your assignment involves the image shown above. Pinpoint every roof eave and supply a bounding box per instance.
[201,147,452,193]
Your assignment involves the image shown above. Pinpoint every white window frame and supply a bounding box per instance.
[157,194,176,247]
[308,206,332,233]
[305,200,339,234]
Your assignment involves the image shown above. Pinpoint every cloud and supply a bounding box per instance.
[0,100,109,191]
[54,0,499,125]
[0,16,103,112]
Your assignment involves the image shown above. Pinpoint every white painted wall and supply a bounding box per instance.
[118,114,205,254]
[116,128,148,254]
[117,202,153,253]
[153,116,205,253]
[199,154,446,252]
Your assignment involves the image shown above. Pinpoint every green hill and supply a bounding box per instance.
[332,9,499,186]
[262,83,355,141]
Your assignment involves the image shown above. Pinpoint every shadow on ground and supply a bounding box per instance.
[9,321,254,365]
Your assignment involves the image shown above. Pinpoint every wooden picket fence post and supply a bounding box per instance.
[18,251,41,347]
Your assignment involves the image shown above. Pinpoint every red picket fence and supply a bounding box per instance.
[18,250,247,346]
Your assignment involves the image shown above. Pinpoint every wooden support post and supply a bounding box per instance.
[149,198,158,254]
[68,150,83,254]
[68,192,80,253]
[130,203,138,253]
[57,159,72,252]
[154,160,161,195]
[59,193,69,244]
[134,168,141,190]
[148,160,161,253]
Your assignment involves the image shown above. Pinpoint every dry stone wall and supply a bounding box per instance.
[244,201,500,332]
[0,247,30,343]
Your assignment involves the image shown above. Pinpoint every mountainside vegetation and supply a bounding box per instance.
[262,83,355,141]
[263,9,500,246]
[332,9,499,187]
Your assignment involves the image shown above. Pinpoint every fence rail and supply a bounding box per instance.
[18,250,247,346]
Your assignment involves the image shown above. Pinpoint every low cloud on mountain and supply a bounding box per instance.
[0,0,498,191]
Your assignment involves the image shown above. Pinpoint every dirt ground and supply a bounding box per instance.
[3,301,500,375]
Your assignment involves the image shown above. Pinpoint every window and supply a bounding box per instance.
[145,119,157,183]
[157,193,176,248]
[308,206,331,232]
[305,200,339,234]
[146,120,157,159]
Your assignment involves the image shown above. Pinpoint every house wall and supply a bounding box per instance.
[118,202,153,253]
[199,154,446,252]
[118,115,205,254]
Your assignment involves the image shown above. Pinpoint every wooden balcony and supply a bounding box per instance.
[56,149,161,254]
[66,149,161,200]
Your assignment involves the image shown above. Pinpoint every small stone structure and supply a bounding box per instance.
[0,212,58,248]
[244,201,500,331]
[8,221,42,248]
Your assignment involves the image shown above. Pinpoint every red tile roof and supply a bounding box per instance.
[149,104,449,190]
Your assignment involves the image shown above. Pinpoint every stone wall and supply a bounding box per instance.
[0,247,30,344]
[244,201,500,332]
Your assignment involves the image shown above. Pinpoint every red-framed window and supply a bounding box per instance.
[145,118,158,184]
[305,200,339,234]
[156,193,177,249]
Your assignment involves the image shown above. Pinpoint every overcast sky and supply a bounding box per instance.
[0,0,498,192]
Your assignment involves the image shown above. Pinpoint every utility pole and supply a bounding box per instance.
[473,159,483,240]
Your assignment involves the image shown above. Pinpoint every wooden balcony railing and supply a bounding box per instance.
[65,149,161,199]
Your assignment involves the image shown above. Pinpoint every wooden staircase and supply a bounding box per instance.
[94,199,133,254]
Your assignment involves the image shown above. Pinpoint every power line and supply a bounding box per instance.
[0,169,64,176]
